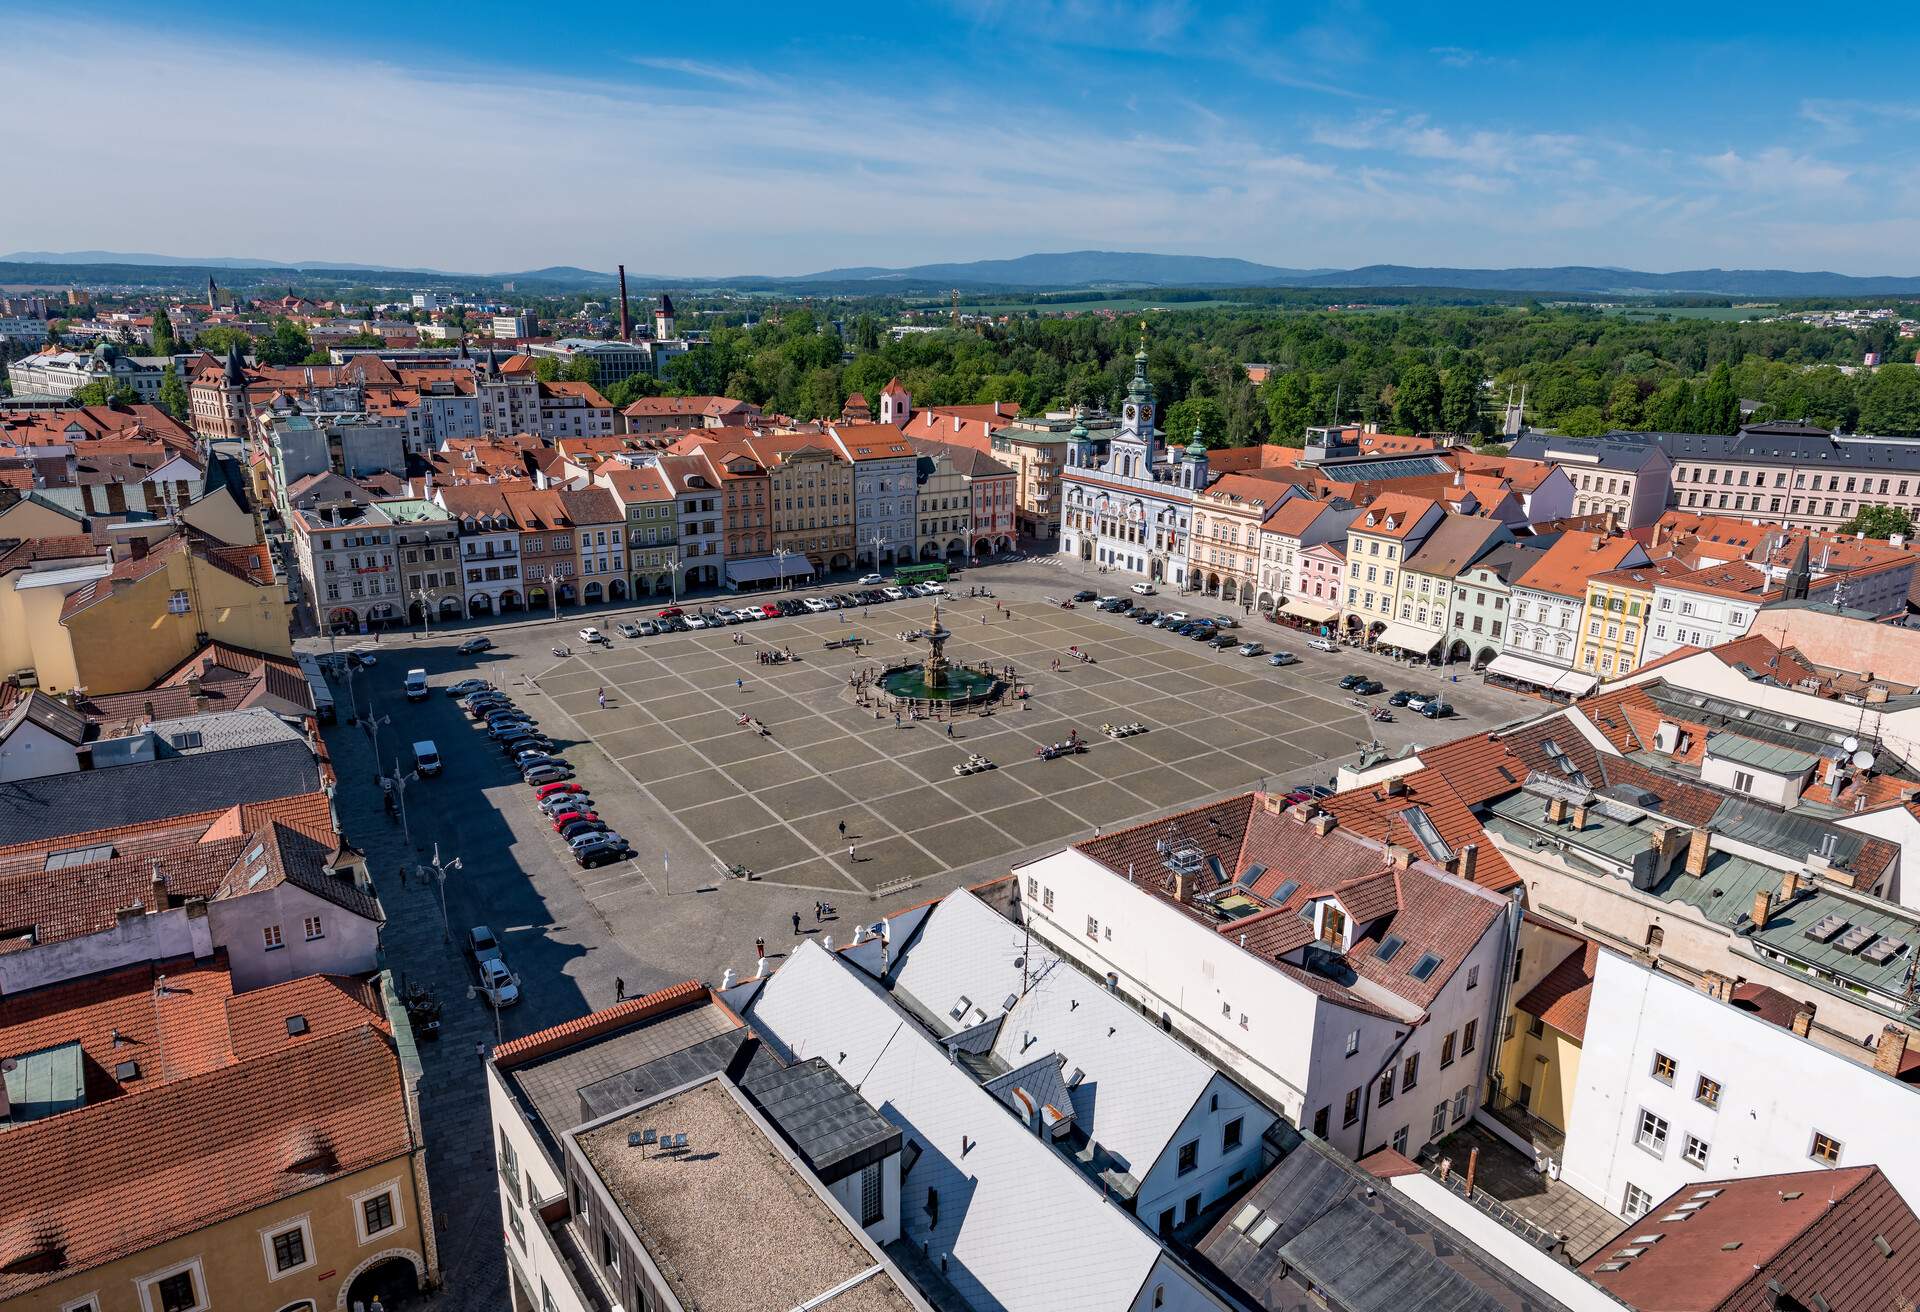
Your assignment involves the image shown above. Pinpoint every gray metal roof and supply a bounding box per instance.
[1199,1138,1570,1312]
[1704,732,1819,776]
[1630,427,1920,472]
[1509,434,1664,471]
[1317,454,1454,482]
[742,1056,903,1185]
[0,740,321,847]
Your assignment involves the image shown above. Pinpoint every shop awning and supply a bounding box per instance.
[1373,621,1441,654]
[1553,669,1600,697]
[726,555,815,585]
[1485,652,1575,690]
[1282,598,1339,623]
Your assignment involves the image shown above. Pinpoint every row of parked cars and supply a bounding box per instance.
[1336,673,1455,717]
[1089,593,1312,666]
[580,581,948,643]
[450,681,634,867]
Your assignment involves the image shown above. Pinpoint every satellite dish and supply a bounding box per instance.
[1853,750,1877,771]
[1843,736,1861,754]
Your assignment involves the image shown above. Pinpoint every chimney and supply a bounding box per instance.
[1780,869,1803,902]
[130,536,148,561]
[1686,826,1711,877]
[1604,509,1619,535]
[617,265,631,342]
[1385,776,1408,797]
[1698,970,1736,1003]
[1572,801,1589,830]
[148,866,167,914]
[1291,801,1318,824]
[1385,843,1413,870]
[1464,1146,1479,1199]
[1262,792,1284,816]
[1311,812,1336,836]
[1873,1024,1910,1077]
[1651,521,1664,549]
[185,673,206,712]
[1751,889,1773,930]
[1174,870,1190,903]
[1546,796,1568,824]
[720,967,737,989]
[1450,842,1479,884]
[1791,1003,1817,1037]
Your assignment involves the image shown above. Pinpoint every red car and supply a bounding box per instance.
[551,810,600,832]
[533,780,586,800]
[760,602,780,618]
[657,606,684,618]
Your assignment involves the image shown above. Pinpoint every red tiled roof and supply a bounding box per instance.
[0,1025,409,1298]
[1516,939,1597,1040]
[1579,1165,1920,1312]
[1322,769,1519,892]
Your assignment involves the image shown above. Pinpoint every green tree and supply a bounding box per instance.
[1605,377,1644,429]
[1164,395,1229,447]
[604,374,663,408]
[1697,361,1740,434]
[1440,364,1484,435]
[1644,378,1695,432]
[149,311,178,359]
[1259,372,1314,443]
[335,330,387,348]
[1859,365,1920,436]
[532,356,561,382]
[255,318,312,366]
[156,369,190,422]
[195,326,253,358]
[1838,504,1914,540]
[70,380,139,407]
[1391,363,1443,433]
[1556,405,1610,437]
[560,356,599,385]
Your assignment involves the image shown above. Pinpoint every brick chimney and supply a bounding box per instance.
[1873,1024,1910,1077]
[185,673,207,712]
[1385,776,1408,797]
[1173,870,1189,903]
[1546,796,1568,824]
[1571,801,1588,830]
[1311,813,1336,837]
[1292,801,1319,824]
[1751,889,1773,930]
[1449,842,1479,884]
[1791,1002,1817,1037]
[1780,869,1803,902]
[129,536,148,561]
[1685,827,1711,877]
[1385,844,1413,870]
[1262,792,1284,816]
[1698,970,1736,1003]
[148,867,167,914]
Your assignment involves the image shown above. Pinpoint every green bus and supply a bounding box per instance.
[894,562,950,586]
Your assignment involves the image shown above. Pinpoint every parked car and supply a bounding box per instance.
[859,573,884,585]
[403,668,429,701]
[346,651,377,668]
[1130,582,1157,595]
[1338,673,1368,689]
[803,597,829,613]
[1212,615,1239,629]
[557,817,609,842]
[1207,633,1238,650]
[1134,609,1160,624]
[637,620,660,636]
[475,957,520,1008]
[466,925,503,965]
[1070,589,1097,603]
[576,839,625,869]
[616,622,642,638]
[1308,637,1339,653]
[1237,642,1265,657]
[577,627,605,644]
[1267,651,1299,667]
[533,780,586,800]
[540,792,592,816]
[447,678,490,698]
[1352,679,1385,696]
[550,809,600,832]
[504,739,557,760]
[883,586,906,600]
[514,753,567,773]
[523,763,573,785]
[457,636,494,655]
[568,828,622,850]
[1418,700,1454,719]
[1166,611,1190,624]
[1387,690,1421,707]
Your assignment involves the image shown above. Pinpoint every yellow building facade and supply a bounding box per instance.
[1493,924,1594,1136]
[1572,560,1684,680]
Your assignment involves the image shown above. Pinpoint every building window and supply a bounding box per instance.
[1042,887,1054,911]
[167,589,191,614]
[263,923,284,950]
[1732,769,1755,793]
[1441,1033,1456,1068]
[269,1226,308,1274]
[1462,1020,1477,1055]
[1683,1134,1711,1168]
[1695,1075,1721,1110]
[1466,965,1479,990]
[138,1259,209,1312]
[361,1189,397,1238]
[1623,1183,1654,1220]
[1378,1069,1395,1106]
[1345,1029,1359,1057]
[1313,1105,1329,1137]
[1343,1088,1361,1127]
[304,916,324,941]
[860,1162,884,1225]
[1650,1052,1676,1084]
[1087,915,1099,940]
[1811,1131,1843,1165]
[1402,1053,1419,1090]
[1430,1101,1447,1139]
[1178,1139,1199,1175]
[1451,1086,1470,1123]
[1223,1117,1243,1152]
[1636,1109,1670,1157]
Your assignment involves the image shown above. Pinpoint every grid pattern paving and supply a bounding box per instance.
[535,596,1409,896]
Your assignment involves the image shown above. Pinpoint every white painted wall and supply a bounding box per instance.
[825,1154,903,1246]
[0,904,213,996]
[1560,950,1920,1220]
[208,883,381,992]
[485,1064,580,1310]
[0,717,80,782]
[1841,804,1920,909]
[1133,1073,1272,1231]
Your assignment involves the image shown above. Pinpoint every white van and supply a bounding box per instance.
[413,740,442,776]
[404,668,429,701]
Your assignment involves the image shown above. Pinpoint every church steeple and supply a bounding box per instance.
[1783,536,1811,600]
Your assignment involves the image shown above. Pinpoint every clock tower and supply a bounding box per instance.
[1111,328,1161,481]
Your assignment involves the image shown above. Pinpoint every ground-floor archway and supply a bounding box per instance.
[338,1249,423,1309]
[584,581,603,603]
[687,564,719,589]
[829,552,852,572]
[945,539,965,560]
[499,589,522,612]
[1446,639,1472,664]
[608,578,627,602]
[439,596,461,619]
[469,594,494,617]
[920,541,941,561]
[1257,591,1276,612]
[527,586,548,610]
[558,584,577,605]
[408,600,426,625]
[1475,645,1498,669]
[1080,539,1093,562]
[1149,557,1164,581]
[328,607,360,633]
[1343,614,1366,637]
[1222,578,1239,604]
[973,537,991,558]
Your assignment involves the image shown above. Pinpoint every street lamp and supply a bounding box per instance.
[773,546,791,594]
[869,532,885,575]
[383,757,418,852]
[412,585,437,638]
[428,843,460,943]
[663,551,680,606]
[363,712,390,782]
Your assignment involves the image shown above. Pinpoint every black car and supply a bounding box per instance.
[557,817,609,841]
[501,735,555,756]
[1135,609,1159,624]
[1387,689,1417,707]
[1207,633,1238,649]
[1072,589,1098,602]
[1338,673,1367,689]
[1189,624,1219,641]
[1418,700,1454,719]
[576,841,625,869]
[1352,679,1385,695]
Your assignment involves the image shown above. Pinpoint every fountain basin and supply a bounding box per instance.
[879,663,1004,702]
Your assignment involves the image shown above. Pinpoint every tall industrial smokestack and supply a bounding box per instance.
[617,264,632,341]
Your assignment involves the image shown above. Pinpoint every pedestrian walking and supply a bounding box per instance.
[792,911,802,935]
[837,819,846,838]
[597,690,607,709]
[946,722,954,737]
[615,977,626,1002]
[848,843,857,862]
[814,900,823,923]
[736,677,744,690]
[755,937,766,960]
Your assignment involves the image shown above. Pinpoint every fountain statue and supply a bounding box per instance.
[875,599,1007,705]
[923,600,952,690]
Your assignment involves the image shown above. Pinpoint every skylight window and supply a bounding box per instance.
[1248,1216,1280,1247]
[1409,953,1443,981]
[285,1015,309,1036]
[1375,936,1405,962]
[1230,1204,1262,1233]
[1268,879,1299,905]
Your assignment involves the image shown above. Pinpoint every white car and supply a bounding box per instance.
[684,614,708,629]
[1130,582,1157,595]
[1308,637,1339,653]
[475,957,520,1008]
[732,607,761,622]
[637,620,659,636]
[578,627,605,644]
[883,586,906,600]
[802,597,830,613]
[923,581,946,594]
[860,573,884,586]
[1166,611,1190,624]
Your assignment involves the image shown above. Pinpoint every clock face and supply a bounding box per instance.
[1124,405,1136,422]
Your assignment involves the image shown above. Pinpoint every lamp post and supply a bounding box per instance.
[869,532,884,576]
[385,757,418,852]
[467,982,504,1047]
[773,546,791,594]
[412,585,437,638]
[363,712,389,782]
[664,551,680,606]
[428,843,460,943]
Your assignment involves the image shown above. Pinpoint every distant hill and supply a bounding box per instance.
[0,249,455,274]
[805,250,1333,287]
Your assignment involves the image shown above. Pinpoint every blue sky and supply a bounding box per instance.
[7,1,1916,275]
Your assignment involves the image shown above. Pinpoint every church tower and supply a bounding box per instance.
[1110,328,1160,480]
